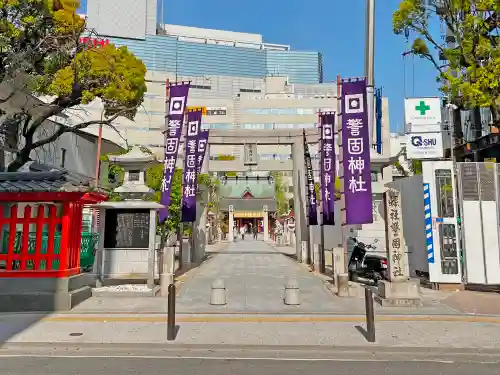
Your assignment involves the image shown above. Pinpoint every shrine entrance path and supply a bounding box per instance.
[176,239,337,314]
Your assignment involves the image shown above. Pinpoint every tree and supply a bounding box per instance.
[101,148,217,238]
[393,0,500,122]
[270,171,289,216]
[0,0,146,171]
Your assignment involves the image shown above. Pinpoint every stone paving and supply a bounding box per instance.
[176,239,338,313]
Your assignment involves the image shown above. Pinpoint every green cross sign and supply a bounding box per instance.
[415,100,430,115]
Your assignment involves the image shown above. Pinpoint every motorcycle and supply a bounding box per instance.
[347,237,389,284]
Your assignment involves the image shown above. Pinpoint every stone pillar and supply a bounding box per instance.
[384,188,407,282]
[291,138,308,262]
[263,205,269,241]
[228,205,234,242]
[147,208,157,290]
[193,198,207,265]
[375,188,422,307]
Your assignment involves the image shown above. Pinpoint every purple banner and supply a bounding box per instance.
[303,130,318,226]
[320,112,335,225]
[181,110,203,223]
[158,82,190,224]
[196,129,209,174]
[341,78,373,225]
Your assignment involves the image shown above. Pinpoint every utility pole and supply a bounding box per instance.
[365,0,376,145]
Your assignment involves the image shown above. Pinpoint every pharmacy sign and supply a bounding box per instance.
[404,97,442,132]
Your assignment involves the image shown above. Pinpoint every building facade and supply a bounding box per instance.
[79,0,392,191]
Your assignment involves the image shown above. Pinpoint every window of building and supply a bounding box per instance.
[240,88,261,93]
[191,84,211,90]
[242,108,316,115]
[371,171,378,182]
[207,124,231,129]
[60,148,66,168]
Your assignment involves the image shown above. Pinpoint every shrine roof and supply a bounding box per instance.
[220,198,276,212]
[0,162,99,193]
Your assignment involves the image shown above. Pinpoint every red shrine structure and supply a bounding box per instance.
[0,168,107,311]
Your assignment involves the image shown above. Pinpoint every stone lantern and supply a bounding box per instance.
[93,146,163,296]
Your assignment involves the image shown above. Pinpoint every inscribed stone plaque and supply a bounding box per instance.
[244,144,258,165]
[384,188,407,281]
[104,209,150,249]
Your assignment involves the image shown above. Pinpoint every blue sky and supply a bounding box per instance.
[78,0,440,133]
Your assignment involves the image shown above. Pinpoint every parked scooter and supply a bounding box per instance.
[347,237,388,284]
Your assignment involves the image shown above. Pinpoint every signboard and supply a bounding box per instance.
[104,209,150,249]
[234,212,264,218]
[406,132,444,159]
[187,106,207,115]
[384,189,407,281]
[80,37,109,47]
[181,110,203,223]
[404,97,442,132]
[206,107,227,116]
[341,78,373,225]
[244,144,258,165]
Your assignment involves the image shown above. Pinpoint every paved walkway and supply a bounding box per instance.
[176,239,337,313]
[3,313,500,348]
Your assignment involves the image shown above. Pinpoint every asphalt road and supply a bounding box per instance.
[0,357,497,375]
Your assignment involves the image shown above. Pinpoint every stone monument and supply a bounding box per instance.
[93,146,163,297]
[375,188,423,307]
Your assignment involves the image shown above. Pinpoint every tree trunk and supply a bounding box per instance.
[7,149,31,172]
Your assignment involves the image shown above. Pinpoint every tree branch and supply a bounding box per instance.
[29,105,136,150]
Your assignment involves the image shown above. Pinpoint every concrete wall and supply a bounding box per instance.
[101,248,158,279]
[87,0,156,40]
[2,117,121,176]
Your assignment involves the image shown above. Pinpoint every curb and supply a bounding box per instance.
[30,314,500,324]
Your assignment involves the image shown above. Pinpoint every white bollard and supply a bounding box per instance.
[337,273,350,297]
[284,279,300,305]
[210,279,227,305]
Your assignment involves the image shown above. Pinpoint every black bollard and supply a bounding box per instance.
[167,283,176,341]
[364,287,375,342]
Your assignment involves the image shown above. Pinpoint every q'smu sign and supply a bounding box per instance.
[384,188,407,282]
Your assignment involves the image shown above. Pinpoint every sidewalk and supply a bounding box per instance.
[2,313,500,349]
[175,239,337,313]
[72,240,464,315]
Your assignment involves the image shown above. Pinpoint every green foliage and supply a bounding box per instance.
[214,154,236,161]
[39,43,146,119]
[411,159,423,174]
[393,0,500,120]
[314,177,342,202]
[1,0,147,171]
[101,148,218,237]
[270,172,289,216]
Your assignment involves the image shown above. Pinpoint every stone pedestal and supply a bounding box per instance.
[332,247,345,283]
[0,273,93,312]
[375,279,423,307]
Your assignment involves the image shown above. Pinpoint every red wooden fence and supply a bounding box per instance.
[0,203,83,278]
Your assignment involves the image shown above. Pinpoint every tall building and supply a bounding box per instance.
[80,0,391,175]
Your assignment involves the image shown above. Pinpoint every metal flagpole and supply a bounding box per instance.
[365,0,376,146]
[319,112,326,273]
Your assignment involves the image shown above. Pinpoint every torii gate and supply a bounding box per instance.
[202,128,321,261]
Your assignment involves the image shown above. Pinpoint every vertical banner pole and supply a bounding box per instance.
[336,75,349,274]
